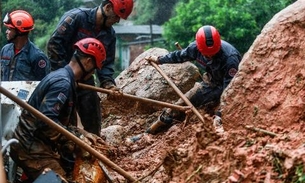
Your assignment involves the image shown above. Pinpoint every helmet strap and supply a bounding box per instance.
[74,53,94,81]
[100,4,108,28]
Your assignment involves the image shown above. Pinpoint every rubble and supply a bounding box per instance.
[98,0,305,182]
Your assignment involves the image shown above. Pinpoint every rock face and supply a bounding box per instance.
[222,0,305,129]
[115,48,201,103]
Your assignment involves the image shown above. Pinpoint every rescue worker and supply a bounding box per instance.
[145,25,241,134]
[0,10,50,81]
[47,0,134,135]
[10,38,107,182]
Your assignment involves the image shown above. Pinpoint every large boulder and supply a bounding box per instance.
[221,0,305,128]
[115,48,201,103]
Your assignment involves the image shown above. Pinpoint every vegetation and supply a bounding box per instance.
[161,0,296,54]
[1,0,82,51]
[133,0,180,25]
[0,0,297,57]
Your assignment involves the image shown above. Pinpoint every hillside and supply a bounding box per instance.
[96,1,305,182]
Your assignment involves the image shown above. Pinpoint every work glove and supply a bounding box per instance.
[57,136,77,171]
[57,133,76,154]
[79,132,107,160]
[101,81,123,100]
[145,55,160,64]
[60,140,76,154]
[77,128,106,146]
[82,133,106,146]
[101,81,121,92]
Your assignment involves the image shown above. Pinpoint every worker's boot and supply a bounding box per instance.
[146,111,173,135]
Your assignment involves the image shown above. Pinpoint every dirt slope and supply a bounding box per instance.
[98,1,305,182]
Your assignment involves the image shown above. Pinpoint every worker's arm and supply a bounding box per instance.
[158,42,198,64]
[222,55,240,89]
[47,11,80,70]
[32,50,51,80]
[96,30,117,89]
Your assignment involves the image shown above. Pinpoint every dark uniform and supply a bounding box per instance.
[10,65,79,180]
[0,40,50,81]
[47,7,117,135]
[159,40,241,114]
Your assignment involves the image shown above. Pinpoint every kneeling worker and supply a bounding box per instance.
[145,25,241,134]
[10,38,107,182]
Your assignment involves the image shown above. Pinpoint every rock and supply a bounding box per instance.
[115,47,201,103]
[100,125,125,146]
[97,2,305,183]
[221,0,305,129]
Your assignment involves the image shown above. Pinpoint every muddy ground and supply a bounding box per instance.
[97,95,305,183]
[87,2,305,181]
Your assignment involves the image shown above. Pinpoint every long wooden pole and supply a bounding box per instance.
[77,83,188,112]
[0,86,137,182]
[149,62,205,124]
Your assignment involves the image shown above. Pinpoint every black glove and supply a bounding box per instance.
[60,140,76,154]
[58,137,76,172]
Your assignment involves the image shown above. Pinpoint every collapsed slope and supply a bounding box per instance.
[99,1,305,182]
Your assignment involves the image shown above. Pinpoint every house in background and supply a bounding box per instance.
[82,0,164,70]
[113,24,163,70]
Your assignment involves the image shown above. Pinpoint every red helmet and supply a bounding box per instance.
[74,38,106,70]
[196,25,221,56]
[109,0,133,19]
[3,10,34,33]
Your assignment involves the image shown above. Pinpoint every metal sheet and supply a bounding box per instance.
[1,81,39,146]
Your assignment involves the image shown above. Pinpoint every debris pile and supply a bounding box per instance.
[98,1,305,182]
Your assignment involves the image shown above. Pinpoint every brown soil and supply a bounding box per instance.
[98,96,305,183]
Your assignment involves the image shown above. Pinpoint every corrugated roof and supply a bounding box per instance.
[113,25,163,35]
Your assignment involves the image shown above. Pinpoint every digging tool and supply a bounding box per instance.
[129,43,207,141]
[245,125,278,137]
[173,41,194,126]
[149,62,206,124]
[173,42,205,124]
[175,42,183,50]
[77,83,188,112]
[98,161,115,183]
[175,41,206,83]
[0,86,137,182]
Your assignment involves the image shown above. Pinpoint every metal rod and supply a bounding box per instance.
[0,86,137,182]
[1,138,18,154]
[149,62,205,124]
[77,83,188,112]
